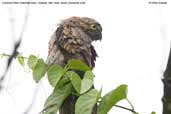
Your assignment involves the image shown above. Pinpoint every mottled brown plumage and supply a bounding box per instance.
[47,16,102,114]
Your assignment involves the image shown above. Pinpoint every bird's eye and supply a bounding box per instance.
[90,24,96,31]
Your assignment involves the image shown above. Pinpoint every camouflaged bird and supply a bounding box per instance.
[47,16,102,114]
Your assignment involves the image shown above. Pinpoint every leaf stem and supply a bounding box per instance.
[72,92,80,96]
[64,65,69,72]
[114,104,138,114]
[126,98,135,111]
[0,53,28,59]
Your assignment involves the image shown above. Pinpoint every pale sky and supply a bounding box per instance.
[0,0,171,114]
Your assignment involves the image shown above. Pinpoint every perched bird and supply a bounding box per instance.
[47,16,102,114]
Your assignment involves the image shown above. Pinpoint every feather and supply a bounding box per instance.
[47,17,102,114]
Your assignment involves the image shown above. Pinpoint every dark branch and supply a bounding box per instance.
[162,44,171,114]
[0,2,29,92]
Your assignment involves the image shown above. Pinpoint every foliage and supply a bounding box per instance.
[17,54,24,66]
[43,83,72,114]
[75,89,98,114]
[97,85,127,114]
[0,53,156,114]
[47,64,65,87]
[26,55,133,114]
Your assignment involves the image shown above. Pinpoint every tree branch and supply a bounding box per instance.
[0,53,28,59]
[114,104,138,114]
[162,44,171,114]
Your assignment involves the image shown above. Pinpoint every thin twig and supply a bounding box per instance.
[19,6,29,40]
[0,1,30,91]
[0,53,28,59]
[126,98,135,111]
[9,7,16,43]
[114,104,138,114]
[21,82,41,114]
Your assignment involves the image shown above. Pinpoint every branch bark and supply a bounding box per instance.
[162,45,171,114]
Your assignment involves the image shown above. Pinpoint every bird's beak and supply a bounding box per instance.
[97,24,102,41]
[99,34,102,41]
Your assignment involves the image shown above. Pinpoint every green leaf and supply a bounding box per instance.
[56,77,70,88]
[43,83,72,114]
[75,89,98,114]
[17,54,24,66]
[66,59,90,72]
[151,111,156,114]
[80,79,93,94]
[33,59,47,83]
[97,84,128,114]
[68,71,81,93]
[27,55,38,69]
[79,71,94,94]
[67,71,93,94]
[47,64,65,87]
[84,71,95,80]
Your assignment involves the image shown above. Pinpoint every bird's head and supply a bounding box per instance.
[61,16,102,41]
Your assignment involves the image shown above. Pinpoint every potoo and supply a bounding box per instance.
[47,16,102,114]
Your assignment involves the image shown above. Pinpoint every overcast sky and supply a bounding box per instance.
[0,0,171,114]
